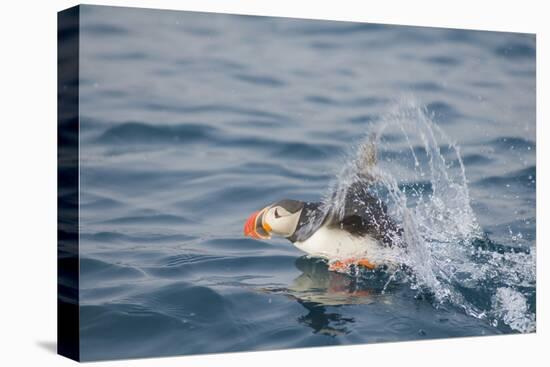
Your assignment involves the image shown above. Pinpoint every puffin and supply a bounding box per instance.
[243,138,403,272]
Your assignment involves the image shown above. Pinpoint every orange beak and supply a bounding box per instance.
[243,207,271,239]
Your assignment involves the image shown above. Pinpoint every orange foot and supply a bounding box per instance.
[328,258,376,272]
[357,259,376,269]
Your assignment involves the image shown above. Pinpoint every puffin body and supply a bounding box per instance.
[293,226,380,263]
[243,137,403,272]
[244,181,402,271]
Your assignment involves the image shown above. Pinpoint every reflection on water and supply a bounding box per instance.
[261,257,394,336]
[298,303,355,337]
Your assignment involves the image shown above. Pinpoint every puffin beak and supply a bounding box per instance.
[244,207,271,239]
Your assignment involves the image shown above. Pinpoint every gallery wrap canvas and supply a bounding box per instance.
[58,4,536,362]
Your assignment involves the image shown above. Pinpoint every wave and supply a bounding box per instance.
[495,42,536,60]
[97,122,215,144]
[234,73,286,87]
[425,101,462,123]
[145,254,298,279]
[96,213,193,225]
[291,22,385,36]
[474,165,535,188]
[81,231,195,244]
[488,136,535,151]
[92,120,339,161]
[80,257,146,288]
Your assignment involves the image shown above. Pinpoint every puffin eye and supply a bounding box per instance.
[274,208,281,218]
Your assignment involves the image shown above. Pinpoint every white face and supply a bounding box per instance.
[262,205,302,237]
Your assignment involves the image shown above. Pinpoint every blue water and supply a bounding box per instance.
[76,5,536,361]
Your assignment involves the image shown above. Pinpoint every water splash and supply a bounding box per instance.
[491,287,535,333]
[317,99,535,332]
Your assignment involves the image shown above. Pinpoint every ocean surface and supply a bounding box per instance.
[76,5,536,361]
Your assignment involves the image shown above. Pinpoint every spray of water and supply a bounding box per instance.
[317,99,535,333]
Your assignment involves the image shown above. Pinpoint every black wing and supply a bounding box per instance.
[288,201,325,243]
[326,181,403,246]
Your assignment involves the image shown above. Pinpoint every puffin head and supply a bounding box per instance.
[244,199,304,240]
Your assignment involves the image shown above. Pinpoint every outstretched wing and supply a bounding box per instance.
[328,181,402,246]
[292,134,402,246]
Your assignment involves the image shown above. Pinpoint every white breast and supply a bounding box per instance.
[293,226,381,262]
